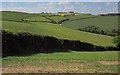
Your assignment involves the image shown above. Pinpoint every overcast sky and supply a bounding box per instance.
[1,0,119,14]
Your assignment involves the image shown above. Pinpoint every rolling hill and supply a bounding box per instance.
[62,15,118,31]
[2,11,38,21]
[3,20,115,47]
[2,11,117,47]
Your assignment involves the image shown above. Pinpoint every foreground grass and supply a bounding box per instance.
[3,51,118,60]
[2,51,119,73]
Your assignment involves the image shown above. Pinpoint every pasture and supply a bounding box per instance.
[2,11,38,21]
[65,14,94,20]
[62,16,118,31]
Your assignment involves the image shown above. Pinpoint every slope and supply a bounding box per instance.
[3,21,115,47]
[62,15,118,31]
[2,11,38,21]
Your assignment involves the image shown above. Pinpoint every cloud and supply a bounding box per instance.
[106,2,111,6]
[2,7,28,12]
[97,7,101,10]
[36,2,70,7]
[106,2,118,6]
[2,3,15,7]
[63,5,74,11]
[75,2,84,5]
[2,2,118,14]
[35,2,72,13]
[26,2,37,4]
[58,2,70,5]
[1,0,119,2]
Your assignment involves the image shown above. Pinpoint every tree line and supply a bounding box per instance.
[78,26,118,37]
[99,13,120,16]
[2,30,118,57]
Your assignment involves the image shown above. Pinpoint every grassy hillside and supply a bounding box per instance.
[3,20,115,47]
[65,14,95,20]
[62,16,118,31]
[2,11,38,21]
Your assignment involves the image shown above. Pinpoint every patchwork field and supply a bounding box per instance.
[2,11,119,73]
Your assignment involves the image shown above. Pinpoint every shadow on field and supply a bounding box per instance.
[2,30,118,57]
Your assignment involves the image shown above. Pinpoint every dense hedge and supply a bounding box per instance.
[100,13,120,16]
[2,30,118,57]
[78,26,118,37]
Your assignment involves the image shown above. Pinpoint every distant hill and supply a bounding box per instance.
[62,15,118,31]
[2,11,38,21]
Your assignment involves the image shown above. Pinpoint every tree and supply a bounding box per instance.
[113,36,120,48]
[69,11,74,13]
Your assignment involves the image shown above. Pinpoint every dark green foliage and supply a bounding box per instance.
[2,31,118,57]
[100,13,120,16]
[73,41,94,51]
[78,26,101,33]
[69,11,74,13]
[113,36,120,49]
[78,26,118,37]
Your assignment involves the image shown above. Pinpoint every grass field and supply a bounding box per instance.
[3,21,115,47]
[65,14,94,20]
[2,51,119,73]
[2,11,38,21]
[62,16,118,31]
[2,11,119,73]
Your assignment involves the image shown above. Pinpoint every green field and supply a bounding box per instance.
[62,16,118,31]
[3,51,118,60]
[2,11,38,21]
[2,11,119,73]
[3,20,115,47]
[3,51,119,73]
[65,14,94,20]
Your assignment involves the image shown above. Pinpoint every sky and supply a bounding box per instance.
[1,0,119,14]
[1,0,120,2]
